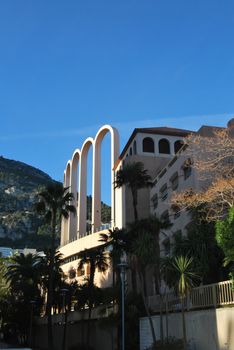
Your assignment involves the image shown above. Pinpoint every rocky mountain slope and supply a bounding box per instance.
[0,156,54,248]
[0,156,111,250]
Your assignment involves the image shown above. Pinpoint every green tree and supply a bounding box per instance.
[115,161,152,221]
[130,230,158,347]
[5,253,42,301]
[77,247,109,346]
[99,228,127,287]
[172,211,225,284]
[162,256,199,350]
[216,206,234,279]
[35,182,76,350]
[4,253,43,344]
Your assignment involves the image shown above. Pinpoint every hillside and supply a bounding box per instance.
[0,156,55,249]
[0,156,111,250]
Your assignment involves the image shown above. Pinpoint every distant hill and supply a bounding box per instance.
[0,156,111,250]
[0,156,55,249]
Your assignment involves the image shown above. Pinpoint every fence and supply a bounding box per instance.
[148,280,234,313]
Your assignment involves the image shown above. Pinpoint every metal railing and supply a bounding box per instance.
[148,280,234,313]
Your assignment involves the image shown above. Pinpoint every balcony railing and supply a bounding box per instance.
[148,280,234,313]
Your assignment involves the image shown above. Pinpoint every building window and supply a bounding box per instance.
[133,140,137,155]
[151,193,158,209]
[170,172,179,190]
[160,184,168,201]
[130,147,132,156]
[162,238,170,256]
[86,263,91,275]
[159,138,170,154]
[182,158,192,180]
[143,137,155,153]
[174,140,184,154]
[77,266,85,277]
[161,210,170,224]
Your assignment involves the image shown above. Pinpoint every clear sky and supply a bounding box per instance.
[0,0,233,204]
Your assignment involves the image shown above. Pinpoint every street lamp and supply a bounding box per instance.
[117,262,128,350]
[60,288,69,350]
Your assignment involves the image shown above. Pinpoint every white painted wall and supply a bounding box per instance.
[140,307,234,350]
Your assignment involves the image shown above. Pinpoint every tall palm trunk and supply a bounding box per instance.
[47,210,56,350]
[138,270,157,348]
[131,188,138,221]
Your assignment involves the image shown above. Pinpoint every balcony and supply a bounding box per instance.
[148,280,234,313]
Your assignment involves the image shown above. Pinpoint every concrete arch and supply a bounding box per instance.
[61,125,120,245]
[78,137,94,237]
[62,161,72,245]
[93,125,119,231]
[70,149,81,240]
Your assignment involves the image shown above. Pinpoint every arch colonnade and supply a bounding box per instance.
[61,125,120,246]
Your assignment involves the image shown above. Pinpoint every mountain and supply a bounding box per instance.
[0,156,55,249]
[0,156,111,250]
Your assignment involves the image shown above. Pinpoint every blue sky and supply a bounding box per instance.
[0,0,233,204]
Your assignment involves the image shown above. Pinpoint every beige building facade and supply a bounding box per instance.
[59,120,231,290]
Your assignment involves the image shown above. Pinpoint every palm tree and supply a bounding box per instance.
[162,255,199,350]
[115,161,152,221]
[4,253,43,344]
[5,253,42,301]
[130,231,158,348]
[35,182,76,350]
[78,247,109,289]
[77,246,109,346]
[126,216,172,347]
[99,228,127,287]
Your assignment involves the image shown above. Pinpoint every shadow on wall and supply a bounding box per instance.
[140,307,234,350]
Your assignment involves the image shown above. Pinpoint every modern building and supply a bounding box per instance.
[59,120,232,290]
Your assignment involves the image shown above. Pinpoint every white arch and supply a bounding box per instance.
[61,125,120,244]
[93,125,119,231]
[61,160,72,245]
[78,137,94,237]
[70,149,81,240]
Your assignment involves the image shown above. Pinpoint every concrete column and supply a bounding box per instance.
[93,126,119,231]
[78,138,94,237]
[70,150,80,241]
[62,161,71,244]
[60,171,66,246]
[92,139,101,232]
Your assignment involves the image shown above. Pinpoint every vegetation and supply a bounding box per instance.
[172,128,234,221]
[1,135,233,350]
[172,210,226,284]
[216,206,234,280]
[35,183,76,350]
[77,246,109,347]
[162,256,199,350]
[115,161,152,221]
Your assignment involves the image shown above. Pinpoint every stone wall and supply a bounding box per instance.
[140,307,234,350]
